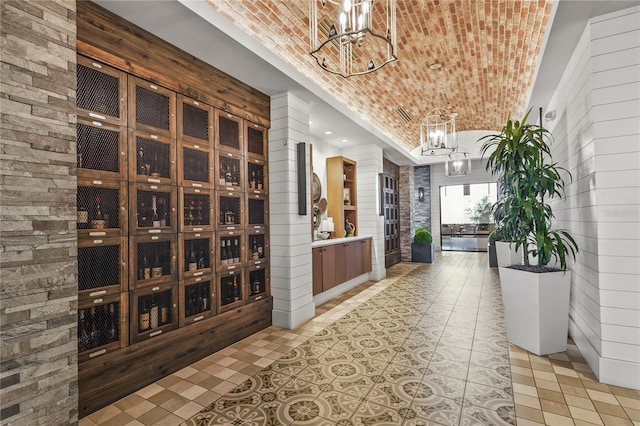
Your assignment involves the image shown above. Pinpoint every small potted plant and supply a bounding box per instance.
[411,227,434,263]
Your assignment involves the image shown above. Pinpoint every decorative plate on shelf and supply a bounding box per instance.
[312,173,322,204]
[313,206,321,230]
[317,197,327,215]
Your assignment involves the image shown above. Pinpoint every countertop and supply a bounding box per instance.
[311,235,372,248]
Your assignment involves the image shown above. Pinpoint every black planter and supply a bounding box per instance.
[488,242,498,267]
[411,242,434,263]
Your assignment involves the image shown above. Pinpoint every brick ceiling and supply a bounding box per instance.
[205,0,553,153]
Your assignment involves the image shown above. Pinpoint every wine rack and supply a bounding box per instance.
[216,150,243,192]
[216,110,242,154]
[218,269,244,311]
[247,193,268,229]
[179,233,214,280]
[217,192,243,231]
[130,235,177,290]
[218,230,243,272]
[78,292,128,362]
[128,76,176,138]
[247,264,268,301]
[246,230,268,267]
[246,122,267,160]
[77,119,126,181]
[77,178,126,237]
[179,142,212,189]
[246,157,267,195]
[130,284,177,343]
[130,130,176,185]
[178,95,213,146]
[129,183,177,235]
[179,275,216,326]
[76,56,127,127]
[77,48,271,415]
[78,237,127,299]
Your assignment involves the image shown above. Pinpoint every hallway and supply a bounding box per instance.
[80,252,640,425]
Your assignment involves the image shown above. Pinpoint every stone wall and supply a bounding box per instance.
[398,166,414,262]
[1,1,78,424]
[413,166,432,233]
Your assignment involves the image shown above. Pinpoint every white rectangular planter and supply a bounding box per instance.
[495,241,522,267]
[498,267,571,355]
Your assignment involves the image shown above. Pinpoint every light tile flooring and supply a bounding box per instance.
[80,252,640,425]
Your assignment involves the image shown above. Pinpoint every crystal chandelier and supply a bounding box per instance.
[309,0,397,78]
[445,149,471,177]
[420,108,457,156]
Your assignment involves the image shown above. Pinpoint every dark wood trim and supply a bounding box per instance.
[79,296,273,418]
[76,1,270,128]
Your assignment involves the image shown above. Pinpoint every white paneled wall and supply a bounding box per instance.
[268,92,315,329]
[546,6,640,389]
[344,145,386,281]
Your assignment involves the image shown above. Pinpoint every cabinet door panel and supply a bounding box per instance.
[322,246,337,292]
[312,248,323,295]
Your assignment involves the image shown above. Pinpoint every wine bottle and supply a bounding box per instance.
[188,243,197,271]
[231,163,238,185]
[77,193,89,229]
[219,161,226,185]
[253,279,260,295]
[108,302,118,342]
[160,197,168,227]
[257,239,264,258]
[152,251,162,278]
[141,253,151,280]
[138,200,148,228]
[151,152,160,177]
[139,298,150,332]
[250,169,256,189]
[252,237,259,260]
[91,194,105,229]
[197,249,205,270]
[187,198,195,226]
[226,240,234,264]
[233,238,240,263]
[160,295,169,325]
[89,306,99,349]
[138,146,147,176]
[225,162,232,186]
[233,274,239,302]
[151,195,161,228]
[220,240,227,265]
[257,169,263,190]
[201,284,209,311]
[150,296,159,329]
[197,200,204,225]
[78,309,90,352]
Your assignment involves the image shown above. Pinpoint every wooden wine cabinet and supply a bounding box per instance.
[78,292,128,363]
[179,275,216,327]
[130,283,178,344]
[77,2,272,416]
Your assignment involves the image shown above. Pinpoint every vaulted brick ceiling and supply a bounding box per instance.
[205,0,553,153]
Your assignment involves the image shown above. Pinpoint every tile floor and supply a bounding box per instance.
[79,252,640,425]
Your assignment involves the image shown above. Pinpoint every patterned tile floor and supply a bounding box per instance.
[80,252,640,425]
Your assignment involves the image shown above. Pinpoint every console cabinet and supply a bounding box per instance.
[312,237,372,295]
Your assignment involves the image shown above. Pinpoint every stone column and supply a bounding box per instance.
[1,1,79,424]
[399,166,414,261]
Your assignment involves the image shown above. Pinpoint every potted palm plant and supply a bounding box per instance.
[411,227,434,263]
[479,109,578,355]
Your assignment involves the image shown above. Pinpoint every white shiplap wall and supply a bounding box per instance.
[268,92,316,329]
[344,145,386,281]
[546,6,640,389]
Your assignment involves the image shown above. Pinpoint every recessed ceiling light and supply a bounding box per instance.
[309,120,314,125]
[429,62,442,70]
[324,131,333,135]
[341,139,348,142]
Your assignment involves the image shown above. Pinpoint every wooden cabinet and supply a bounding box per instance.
[312,238,372,295]
[326,157,357,238]
[76,3,272,415]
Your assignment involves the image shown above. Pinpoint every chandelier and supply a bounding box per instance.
[420,108,457,156]
[445,149,471,177]
[309,0,397,78]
